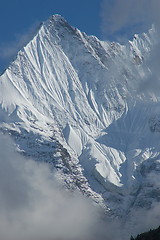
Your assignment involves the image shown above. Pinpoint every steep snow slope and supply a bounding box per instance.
[0,15,160,219]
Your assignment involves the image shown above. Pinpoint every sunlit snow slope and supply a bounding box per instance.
[1,15,160,217]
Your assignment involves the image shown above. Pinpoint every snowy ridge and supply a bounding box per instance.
[0,15,160,218]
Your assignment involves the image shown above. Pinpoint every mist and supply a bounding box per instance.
[99,2,160,238]
[101,0,160,42]
[101,0,160,95]
[0,22,40,73]
[0,133,131,240]
[0,133,104,240]
[0,134,160,240]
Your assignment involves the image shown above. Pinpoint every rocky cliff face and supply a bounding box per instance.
[1,15,160,225]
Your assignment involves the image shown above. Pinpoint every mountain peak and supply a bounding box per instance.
[49,14,66,23]
[0,13,159,233]
[43,14,77,38]
[44,14,68,28]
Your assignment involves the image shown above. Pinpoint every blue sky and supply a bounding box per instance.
[0,0,157,73]
[0,0,101,72]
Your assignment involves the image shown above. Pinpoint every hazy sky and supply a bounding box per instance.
[101,0,160,41]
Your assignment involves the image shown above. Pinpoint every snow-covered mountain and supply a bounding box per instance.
[1,14,160,223]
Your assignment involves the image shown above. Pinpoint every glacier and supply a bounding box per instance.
[1,14,160,224]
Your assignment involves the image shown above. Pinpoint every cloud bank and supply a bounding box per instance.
[1,134,160,240]
[0,134,106,240]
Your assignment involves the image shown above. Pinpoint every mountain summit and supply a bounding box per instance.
[0,15,160,227]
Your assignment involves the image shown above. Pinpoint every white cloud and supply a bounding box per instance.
[101,1,160,94]
[0,134,104,240]
[1,131,160,239]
